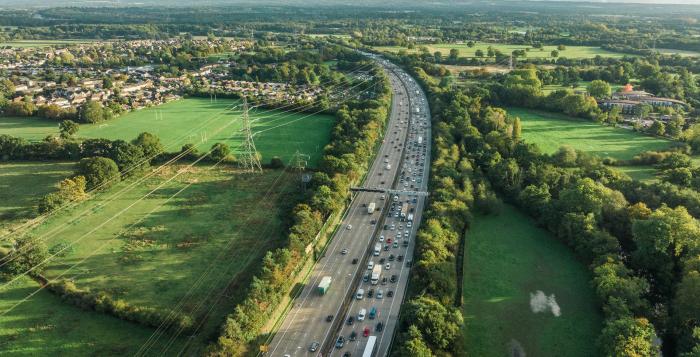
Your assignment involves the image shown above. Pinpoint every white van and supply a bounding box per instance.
[356,289,364,300]
[358,308,367,321]
[367,261,374,270]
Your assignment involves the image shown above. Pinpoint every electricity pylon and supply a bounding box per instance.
[238,98,262,173]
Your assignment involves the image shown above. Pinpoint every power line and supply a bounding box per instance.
[238,98,263,173]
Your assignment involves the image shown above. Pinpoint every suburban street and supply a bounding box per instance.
[267,56,431,357]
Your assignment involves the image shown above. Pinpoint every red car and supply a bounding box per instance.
[363,326,370,337]
[387,238,392,244]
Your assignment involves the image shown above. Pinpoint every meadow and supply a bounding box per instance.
[462,205,602,356]
[374,42,631,59]
[0,277,186,356]
[0,162,74,234]
[510,107,673,161]
[1,165,299,354]
[0,97,335,167]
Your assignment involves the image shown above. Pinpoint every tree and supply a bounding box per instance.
[512,116,522,139]
[634,103,653,118]
[269,156,284,168]
[588,80,612,99]
[76,156,120,190]
[475,49,484,58]
[209,143,231,163]
[396,326,434,357]
[648,120,665,136]
[448,48,459,61]
[553,145,578,167]
[551,50,559,58]
[79,100,107,123]
[38,176,88,213]
[402,296,463,350]
[59,120,79,138]
[132,132,164,162]
[557,44,567,51]
[598,317,660,357]
[110,140,147,174]
[0,236,48,278]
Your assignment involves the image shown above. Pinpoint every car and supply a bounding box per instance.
[363,327,370,337]
[377,289,384,299]
[385,263,391,270]
[358,308,367,321]
[309,342,320,352]
[379,257,385,264]
[363,272,370,282]
[335,336,345,349]
[347,316,354,325]
[403,240,409,247]
[384,245,390,251]
[389,254,395,261]
[382,277,387,285]
[390,275,398,283]
[406,259,412,267]
[387,238,392,244]
[376,322,384,332]
[393,241,399,248]
[397,255,403,262]
[346,224,352,230]
[370,219,377,225]
[387,290,394,297]
[326,314,334,322]
[350,331,357,341]
[343,352,351,357]
[383,224,388,230]
[357,289,364,300]
[379,235,385,242]
[368,261,374,270]
[341,248,348,255]
[352,258,358,264]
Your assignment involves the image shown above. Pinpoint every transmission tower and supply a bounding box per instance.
[238,98,262,173]
[291,150,311,190]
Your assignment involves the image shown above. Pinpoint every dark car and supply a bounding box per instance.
[347,316,354,325]
[379,258,385,264]
[388,254,395,261]
[327,315,334,322]
[352,258,358,264]
[368,289,374,298]
[387,290,394,298]
[390,275,398,283]
[397,255,403,262]
[376,322,384,332]
[343,352,351,357]
[382,277,387,285]
[309,342,320,352]
[335,336,345,349]
[350,331,357,341]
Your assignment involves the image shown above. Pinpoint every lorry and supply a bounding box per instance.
[400,205,408,220]
[318,276,332,295]
[367,202,376,214]
[371,265,382,285]
[417,136,423,145]
[374,243,381,256]
[407,213,414,222]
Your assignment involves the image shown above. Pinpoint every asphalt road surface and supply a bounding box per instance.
[266,56,431,357]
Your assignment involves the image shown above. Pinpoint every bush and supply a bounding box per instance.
[76,156,120,190]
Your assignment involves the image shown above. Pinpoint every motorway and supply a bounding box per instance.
[267,55,431,357]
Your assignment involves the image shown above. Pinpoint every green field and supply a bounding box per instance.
[0,97,335,167]
[374,42,630,59]
[510,107,673,161]
[463,205,602,356]
[1,276,185,356]
[0,162,74,234]
[4,165,298,354]
[0,39,98,48]
[542,81,625,95]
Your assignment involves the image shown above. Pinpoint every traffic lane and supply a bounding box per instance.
[269,192,375,356]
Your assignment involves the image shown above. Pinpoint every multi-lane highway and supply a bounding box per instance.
[267,55,431,357]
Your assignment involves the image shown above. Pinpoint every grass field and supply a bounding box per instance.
[374,42,630,59]
[1,276,186,356]
[6,165,298,354]
[510,107,673,161]
[462,205,602,356]
[0,97,335,167]
[0,39,98,48]
[0,162,74,234]
[542,81,625,95]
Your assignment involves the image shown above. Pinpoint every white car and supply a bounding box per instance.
[341,248,349,255]
[385,263,391,270]
[347,224,352,230]
[379,235,385,242]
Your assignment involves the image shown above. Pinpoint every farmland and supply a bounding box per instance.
[5,165,299,354]
[0,97,335,167]
[462,205,602,356]
[0,162,74,234]
[374,42,631,59]
[510,107,673,161]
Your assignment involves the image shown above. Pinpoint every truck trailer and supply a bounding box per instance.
[371,265,382,285]
[367,202,376,214]
[318,276,332,295]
